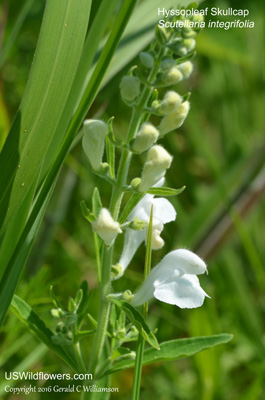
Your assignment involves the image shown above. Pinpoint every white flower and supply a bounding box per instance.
[159,101,190,137]
[92,208,122,246]
[130,123,159,153]
[153,91,182,116]
[116,179,176,276]
[82,119,107,171]
[131,249,209,308]
[138,145,173,192]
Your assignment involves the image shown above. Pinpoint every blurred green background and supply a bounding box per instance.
[0,0,264,399]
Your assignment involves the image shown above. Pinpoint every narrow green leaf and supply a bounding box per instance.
[119,193,144,224]
[0,183,54,326]
[0,0,35,69]
[101,334,233,377]
[0,0,92,237]
[175,51,196,64]
[39,0,120,185]
[106,136,115,179]
[77,280,90,316]
[10,295,80,372]
[146,186,186,196]
[92,188,103,217]
[0,343,47,396]
[109,299,160,350]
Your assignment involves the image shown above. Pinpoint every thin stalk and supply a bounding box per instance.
[131,333,145,400]
[131,207,153,400]
[84,47,163,400]
[88,245,113,375]
[74,342,86,373]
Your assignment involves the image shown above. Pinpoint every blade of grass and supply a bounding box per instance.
[0,0,92,239]
[0,0,35,69]
[0,343,47,396]
[39,0,120,185]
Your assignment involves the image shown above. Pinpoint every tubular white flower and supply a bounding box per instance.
[131,249,209,308]
[131,122,159,153]
[82,120,107,171]
[138,145,173,192]
[159,101,190,136]
[116,179,176,276]
[153,91,182,116]
[179,61,193,78]
[92,208,122,246]
[120,75,140,102]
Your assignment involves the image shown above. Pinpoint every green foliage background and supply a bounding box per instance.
[0,0,264,399]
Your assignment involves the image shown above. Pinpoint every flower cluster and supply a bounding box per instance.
[81,10,208,310]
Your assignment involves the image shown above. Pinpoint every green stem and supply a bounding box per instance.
[131,206,153,399]
[131,331,145,400]
[83,45,163,400]
[88,245,113,376]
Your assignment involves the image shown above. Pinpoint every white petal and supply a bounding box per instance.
[128,194,154,221]
[154,274,209,308]
[152,198,176,223]
[118,229,146,273]
[157,249,207,276]
[154,177,165,187]
[130,278,155,306]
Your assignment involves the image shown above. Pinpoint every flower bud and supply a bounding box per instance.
[92,208,122,246]
[130,123,159,153]
[146,217,165,250]
[123,290,134,302]
[182,27,196,38]
[131,177,141,191]
[160,67,183,86]
[159,101,190,136]
[183,38,196,52]
[178,61,193,78]
[138,145,173,192]
[153,91,182,115]
[140,52,154,69]
[51,308,64,319]
[160,58,176,72]
[82,120,107,171]
[193,13,204,24]
[120,75,140,102]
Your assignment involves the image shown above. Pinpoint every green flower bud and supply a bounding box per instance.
[153,91,182,115]
[120,75,140,102]
[139,145,173,192]
[92,208,122,246]
[178,61,193,78]
[51,308,64,319]
[123,290,134,302]
[55,322,65,333]
[130,122,159,153]
[160,58,176,72]
[159,101,190,136]
[192,13,204,24]
[140,52,154,69]
[182,27,196,38]
[183,38,196,52]
[131,177,141,191]
[160,67,183,86]
[82,120,107,171]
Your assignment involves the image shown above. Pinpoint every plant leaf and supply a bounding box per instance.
[101,334,233,377]
[146,186,186,196]
[0,0,92,238]
[10,295,80,372]
[109,299,160,350]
